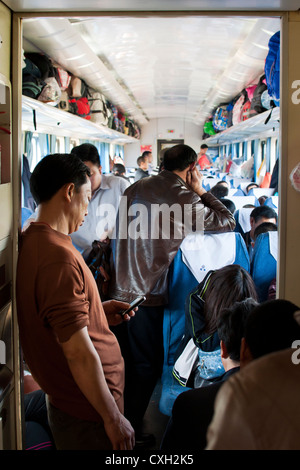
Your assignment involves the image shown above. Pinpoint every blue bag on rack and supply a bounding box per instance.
[264,31,280,106]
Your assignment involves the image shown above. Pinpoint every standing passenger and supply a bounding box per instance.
[70,143,129,259]
[197,144,212,170]
[16,153,135,450]
[134,155,150,181]
[109,143,236,445]
[142,150,154,174]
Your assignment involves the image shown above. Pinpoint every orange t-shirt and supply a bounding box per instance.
[16,223,124,421]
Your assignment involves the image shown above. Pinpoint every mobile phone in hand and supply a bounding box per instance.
[119,296,146,317]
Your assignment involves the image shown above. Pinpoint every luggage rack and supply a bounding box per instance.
[22,95,139,145]
[203,107,280,145]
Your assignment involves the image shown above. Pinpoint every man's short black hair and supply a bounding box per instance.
[71,143,101,167]
[209,183,229,199]
[201,144,208,150]
[142,151,152,158]
[30,153,90,205]
[250,205,278,223]
[113,163,126,175]
[254,221,277,240]
[217,298,259,362]
[163,144,197,172]
[246,182,259,193]
[220,198,236,214]
[244,299,300,359]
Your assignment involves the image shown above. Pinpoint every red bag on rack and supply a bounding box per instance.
[68,97,91,120]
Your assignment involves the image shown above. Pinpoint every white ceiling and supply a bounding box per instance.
[22,15,281,128]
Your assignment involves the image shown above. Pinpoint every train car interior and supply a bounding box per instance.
[1,0,300,451]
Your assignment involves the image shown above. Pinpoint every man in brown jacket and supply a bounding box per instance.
[109,144,236,445]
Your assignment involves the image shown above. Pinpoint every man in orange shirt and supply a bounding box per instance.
[16,153,135,450]
[198,144,212,170]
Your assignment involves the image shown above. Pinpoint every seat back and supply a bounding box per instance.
[234,207,253,235]
[251,231,278,302]
[159,232,250,416]
[248,187,275,198]
[226,195,259,211]
[264,196,279,210]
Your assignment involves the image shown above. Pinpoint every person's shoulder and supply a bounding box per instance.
[102,173,128,190]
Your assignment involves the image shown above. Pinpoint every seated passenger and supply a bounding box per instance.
[258,195,268,205]
[246,182,259,194]
[173,265,258,389]
[209,181,229,199]
[249,221,278,253]
[253,221,277,241]
[206,299,300,450]
[242,205,277,257]
[220,198,236,214]
[161,298,258,451]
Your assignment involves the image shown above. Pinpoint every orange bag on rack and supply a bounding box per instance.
[260,172,271,188]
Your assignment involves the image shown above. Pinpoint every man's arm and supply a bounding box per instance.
[59,326,135,450]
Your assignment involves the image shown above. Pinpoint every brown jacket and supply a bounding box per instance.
[109,170,236,306]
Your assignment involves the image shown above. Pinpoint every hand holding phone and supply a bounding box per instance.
[119,296,146,317]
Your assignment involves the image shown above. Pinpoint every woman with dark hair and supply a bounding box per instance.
[173,264,258,388]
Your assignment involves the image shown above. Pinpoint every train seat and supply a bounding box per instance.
[248,187,275,198]
[264,196,279,210]
[234,207,254,235]
[159,232,250,416]
[226,195,259,211]
[228,188,244,196]
[229,178,252,190]
[251,230,278,302]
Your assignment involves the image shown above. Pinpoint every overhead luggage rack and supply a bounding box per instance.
[203,107,280,145]
[22,95,139,144]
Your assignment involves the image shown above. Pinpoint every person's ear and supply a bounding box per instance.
[98,165,102,175]
[220,339,229,359]
[64,182,75,202]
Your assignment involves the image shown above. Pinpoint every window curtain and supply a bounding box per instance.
[38,134,50,159]
[64,137,70,154]
[99,142,110,173]
[252,139,260,183]
[24,131,33,168]
[49,134,57,153]
[266,138,271,173]
[242,141,248,161]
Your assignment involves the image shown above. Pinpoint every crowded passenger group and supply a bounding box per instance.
[17,142,300,452]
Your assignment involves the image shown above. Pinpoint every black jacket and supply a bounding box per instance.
[161,367,240,451]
